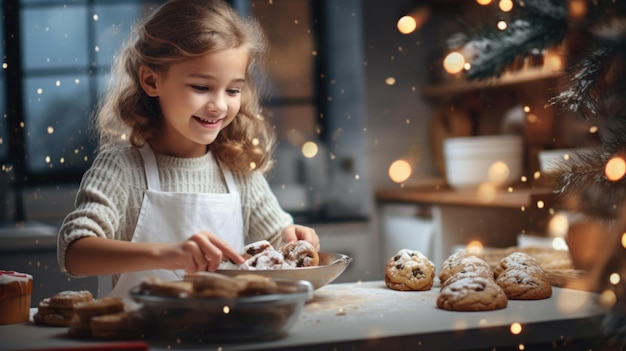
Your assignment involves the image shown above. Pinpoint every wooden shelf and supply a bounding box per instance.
[421,68,563,99]
[375,185,555,209]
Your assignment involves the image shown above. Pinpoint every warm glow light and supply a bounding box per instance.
[397,16,417,34]
[499,0,514,12]
[466,240,484,253]
[605,157,626,181]
[621,232,626,248]
[497,21,508,30]
[443,52,465,74]
[487,161,510,184]
[569,0,587,20]
[476,0,492,5]
[527,113,538,123]
[599,289,617,308]
[385,77,396,85]
[589,125,598,134]
[477,183,497,202]
[523,106,530,113]
[397,8,430,35]
[536,200,545,209]
[551,237,568,251]
[544,52,563,71]
[302,141,319,158]
[47,126,54,134]
[510,322,522,335]
[388,160,412,183]
[609,273,621,285]
[223,306,230,314]
[547,213,569,238]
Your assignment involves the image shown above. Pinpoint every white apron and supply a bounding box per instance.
[103,145,244,298]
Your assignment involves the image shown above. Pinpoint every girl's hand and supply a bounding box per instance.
[165,231,245,272]
[281,224,320,251]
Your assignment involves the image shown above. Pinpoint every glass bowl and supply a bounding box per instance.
[129,278,313,341]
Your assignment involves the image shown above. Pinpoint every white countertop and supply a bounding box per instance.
[0,281,605,350]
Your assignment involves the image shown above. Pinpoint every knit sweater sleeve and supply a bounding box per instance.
[56,148,136,276]
[237,171,294,247]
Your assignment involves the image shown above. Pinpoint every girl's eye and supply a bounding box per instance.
[191,85,209,91]
[227,88,241,95]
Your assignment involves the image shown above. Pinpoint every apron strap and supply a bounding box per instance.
[218,161,239,196]
[139,144,161,191]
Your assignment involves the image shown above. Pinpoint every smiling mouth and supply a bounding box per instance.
[194,116,221,125]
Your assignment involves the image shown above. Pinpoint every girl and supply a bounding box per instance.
[57,0,319,297]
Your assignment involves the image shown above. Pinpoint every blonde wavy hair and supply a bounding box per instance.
[94,0,275,173]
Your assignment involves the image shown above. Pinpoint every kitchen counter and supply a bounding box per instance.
[0,281,605,351]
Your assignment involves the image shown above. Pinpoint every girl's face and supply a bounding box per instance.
[141,47,249,158]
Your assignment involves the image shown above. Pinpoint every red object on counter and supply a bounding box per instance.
[21,341,150,351]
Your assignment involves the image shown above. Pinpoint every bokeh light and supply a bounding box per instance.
[609,273,621,285]
[599,289,617,308]
[476,0,492,5]
[397,8,430,35]
[466,240,484,254]
[605,157,626,181]
[499,0,514,12]
[547,213,569,238]
[487,161,510,184]
[301,141,319,158]
[569,0,587,20]
[551,237,568,251]
[497,21,508,30]
[544,52,563,71]
[388,159,412,183]
[477,182,497,202]
[443,52,465,74]
[510,322,522,335]
[397,16,417,34]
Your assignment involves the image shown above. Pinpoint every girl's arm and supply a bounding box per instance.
[65,232,244,276]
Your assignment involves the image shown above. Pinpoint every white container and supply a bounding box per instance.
[444,135,523,190]
[538,147,593,174]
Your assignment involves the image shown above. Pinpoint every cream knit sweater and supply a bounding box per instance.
[57,146,293,277]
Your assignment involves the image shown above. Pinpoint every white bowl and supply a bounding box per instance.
[444,135,523,190]
[218,252,353,290]
[538,147,593,174]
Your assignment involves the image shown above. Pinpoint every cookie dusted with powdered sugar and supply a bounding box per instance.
[279,240,319,268]
[437,276,508,311]
[495,261,552,300]
[438,256,494,285]
[385,249,435,291]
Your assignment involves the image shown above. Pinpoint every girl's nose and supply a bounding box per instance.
[207,93,227,113]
